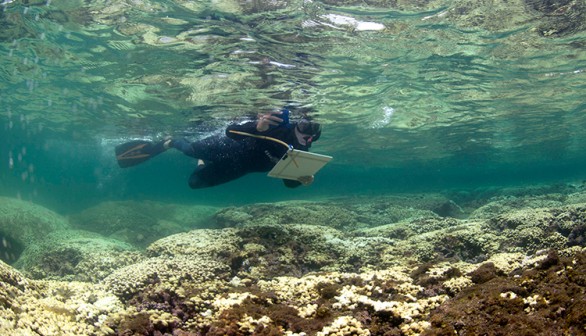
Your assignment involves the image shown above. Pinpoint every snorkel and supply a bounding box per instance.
[269,108,290,129]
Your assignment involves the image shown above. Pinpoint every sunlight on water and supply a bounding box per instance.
[0,0,585,204]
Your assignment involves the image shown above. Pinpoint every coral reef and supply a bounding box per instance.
[0,183,586,334]
[70,201,218,247]
[0,197,69,250]
[213,194,462,231]
[423,250,586,335]
[0,260,123,335]
[15,229,142,282]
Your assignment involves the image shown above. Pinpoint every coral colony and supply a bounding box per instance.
[0,184,585,334]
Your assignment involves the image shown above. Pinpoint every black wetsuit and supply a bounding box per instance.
[171,121,310,189]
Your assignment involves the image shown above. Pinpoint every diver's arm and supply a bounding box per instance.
[226,111,284,139]
[255,111,284,132]
[226,121,259,140]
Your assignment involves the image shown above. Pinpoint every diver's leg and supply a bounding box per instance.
[168,135,243,162]
[187,161,246,189]
[167,138,198,157]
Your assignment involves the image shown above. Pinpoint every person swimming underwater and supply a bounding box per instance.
[115,109,322,189]
[166,110,322,188]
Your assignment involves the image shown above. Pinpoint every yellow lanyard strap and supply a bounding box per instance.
[228,130,299,168]
[228,130,292,150]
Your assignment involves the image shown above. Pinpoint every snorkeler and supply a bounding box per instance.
[115,110,322,189]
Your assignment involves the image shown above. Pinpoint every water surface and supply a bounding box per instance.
[1,0,585,210]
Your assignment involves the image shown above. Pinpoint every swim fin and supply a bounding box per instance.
[115,140,167,168]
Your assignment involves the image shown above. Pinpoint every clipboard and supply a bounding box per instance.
[268,149,333,180]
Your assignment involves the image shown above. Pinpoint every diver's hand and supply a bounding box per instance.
[256,111,283,132]
[298,175,314,186]
[163,139,172,149]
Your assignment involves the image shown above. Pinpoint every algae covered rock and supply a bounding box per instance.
[14,229,143,283]
[232,224,365,276]
[0,197,69,263]
[470,195,565,219]
[0,260,123,335]
[214,201,361,230]
[147,224,383,279]
[487,203,586,253]
[70,200,217,247]
[1,184,586,335]
[101,255,230,299]
[213,194,462,231]
[423,250,586,336]
[525,0,586,37]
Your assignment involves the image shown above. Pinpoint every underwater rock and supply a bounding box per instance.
[525,0,586,37]
[101,254,231,299]
[214,202,361,230]
[0,260,123,335]
[0,197,69,264]
[423,249,586,335]
[214,194,462,231]
[347,194,465,219]
[0,185,584,334]
[566,190,586,205]
[487,203,586,253]
[14,229,142,283]
[359,216,460,240]
[147,224,385,279]
[0,10,40,42]
[70,200,217,248]
[470,195,565,219]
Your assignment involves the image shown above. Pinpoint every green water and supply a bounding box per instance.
[1,0,585,213]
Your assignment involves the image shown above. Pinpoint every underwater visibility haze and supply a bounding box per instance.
[0,0,586,335]
[0,0,584,208]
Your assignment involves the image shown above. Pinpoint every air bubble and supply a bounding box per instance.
[26,79,34,92]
